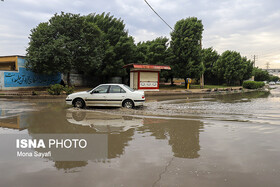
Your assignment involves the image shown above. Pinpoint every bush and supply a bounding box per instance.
[47,84,64,95]
[243,81,265,89]
[63,85,74,95]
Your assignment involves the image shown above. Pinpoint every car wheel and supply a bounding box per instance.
[123,100,134,109]
[73,98,85,108]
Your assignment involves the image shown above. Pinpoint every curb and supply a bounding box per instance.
[0,89,266,99]
[0,94,67,99]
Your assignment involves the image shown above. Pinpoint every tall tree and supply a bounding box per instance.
[26,12,103,85]
[241,57,254,84]
[163,47,177,84]
[170,17,204,88]
[135,37,169,65]
[86,13,136,79]
[201,47,219,84]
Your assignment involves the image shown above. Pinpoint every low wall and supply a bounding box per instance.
[0,57,61,90]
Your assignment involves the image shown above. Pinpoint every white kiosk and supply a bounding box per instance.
[123,64,171,91]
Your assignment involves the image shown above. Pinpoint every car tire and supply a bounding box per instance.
[73,98,85,108]
[122,100,134,109]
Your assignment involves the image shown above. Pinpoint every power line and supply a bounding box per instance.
[143,0,174,31]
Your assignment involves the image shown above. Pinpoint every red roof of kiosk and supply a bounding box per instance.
[123,64,171,70]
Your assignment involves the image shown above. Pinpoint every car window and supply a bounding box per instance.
[93,85,109,93]
[109,85,126,93]
[123,84,135,92]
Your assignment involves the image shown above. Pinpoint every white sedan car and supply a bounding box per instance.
[66,84,145,109]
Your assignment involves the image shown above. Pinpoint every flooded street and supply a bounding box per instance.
[1,86,280,187]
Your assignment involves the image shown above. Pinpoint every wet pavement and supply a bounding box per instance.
[0,86,280,187]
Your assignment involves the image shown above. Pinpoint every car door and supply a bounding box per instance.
[86,85,109,106]
[106,85,127,106]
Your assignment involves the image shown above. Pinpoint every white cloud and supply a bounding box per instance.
[133,29,161,43]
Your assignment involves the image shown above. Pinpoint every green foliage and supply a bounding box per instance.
[253,67,270,81]
[135,37,172,83]
[243,81,265,89]
[269,75,280,82]
[170,17,204,87]
[242,57,254,82]
[213,51,253,86]
[86,12,136,78]
[135,37,169,65]
[63,85,74,95]
[201,47,219,84]
[26,12,104,85]
[47,84,64,95]
[25,11,259,88]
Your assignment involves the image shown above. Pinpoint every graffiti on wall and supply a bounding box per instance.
[4,67,61,87]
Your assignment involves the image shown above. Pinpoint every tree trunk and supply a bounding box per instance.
[200,74,204,89]
[67,72,71,86]
[171,76,174,86]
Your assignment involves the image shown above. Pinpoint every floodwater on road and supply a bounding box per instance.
[0,86,280,187]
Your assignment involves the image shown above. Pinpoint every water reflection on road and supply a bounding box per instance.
[0,86,280,187]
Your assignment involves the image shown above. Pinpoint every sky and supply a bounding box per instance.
[0,0,280,68]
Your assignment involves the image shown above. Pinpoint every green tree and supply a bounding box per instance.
[86,13,136,80]
[269,75,280,82]
[135,37,171,84]
[26,12,103,85]
[163,47,177,85]
[170,17,204,88]
[241,57,254,84]
[213,50,252,85]
[253,67,270,81]
[201,47,219,84]
[135,37,169,65]
[135,42,148,64]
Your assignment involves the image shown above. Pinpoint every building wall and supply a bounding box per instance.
[130,72,134,88]
[0,56,61,90]
[133,72,138,89]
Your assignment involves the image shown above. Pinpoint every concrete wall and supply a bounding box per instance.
[0,56,61,90]
[0,71,4,90]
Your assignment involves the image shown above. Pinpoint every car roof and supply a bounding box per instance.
[100,83,124,86]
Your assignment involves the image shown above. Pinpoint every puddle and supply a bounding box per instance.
[0,86,280,186]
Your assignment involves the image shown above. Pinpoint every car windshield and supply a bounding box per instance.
[123,84,135,92]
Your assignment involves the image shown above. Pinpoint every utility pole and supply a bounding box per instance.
[266,62,270,70]
[252,55,257,67]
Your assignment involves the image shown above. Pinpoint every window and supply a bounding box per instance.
[0,62,16,71]
[93,85,109,93]
[109,85,126,93]
[123,84,135,92]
